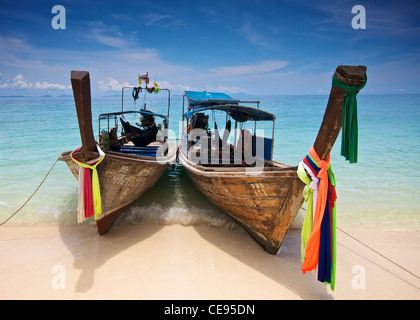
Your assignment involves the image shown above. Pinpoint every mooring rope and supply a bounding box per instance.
[337,226,420,281]
[299,206,420,281]
[0,156,60,227]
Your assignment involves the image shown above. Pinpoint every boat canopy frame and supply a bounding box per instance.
[98,85,171,135]
[182,91,276,162]
[98,110,169,136]
[121,86,171,115]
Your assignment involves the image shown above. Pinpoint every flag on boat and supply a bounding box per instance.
[138,73,149,84]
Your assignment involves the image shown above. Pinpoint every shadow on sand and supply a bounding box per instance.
[192,224,332,299]
[58,223,164,293]
[59,165,331,298]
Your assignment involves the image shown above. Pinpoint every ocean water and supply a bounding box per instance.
[0,93,419,232]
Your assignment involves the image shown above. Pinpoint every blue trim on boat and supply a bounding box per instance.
[113,146,160,157]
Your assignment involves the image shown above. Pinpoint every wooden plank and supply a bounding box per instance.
[71,70,97,161]
[313,65,367,160]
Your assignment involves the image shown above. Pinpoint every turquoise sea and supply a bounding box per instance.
[0,93,419,232]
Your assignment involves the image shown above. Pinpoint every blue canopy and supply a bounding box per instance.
[185,91,240,108]
[184,90,274,122]
[99,110,167,120]
[184,104,275,122]
[185,91,236,102]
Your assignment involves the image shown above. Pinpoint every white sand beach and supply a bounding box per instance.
[0,223,419,300]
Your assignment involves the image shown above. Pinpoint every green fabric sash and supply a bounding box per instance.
[297,162,313,263]
[332,74,367,163]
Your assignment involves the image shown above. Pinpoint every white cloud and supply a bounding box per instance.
[97,77,131,91]
[90,26,126,48]
[34,81,68,90]
[203,84,247,94]
[157,80,192,92]
[93,33,127,48]
[96,78,193,94]
[144,13,171,26]
[0,74,69,90]
[241,20,274,49]
[0,36,29,53]
[12,74,32,88]
[143,13,186,29]
[88,22,135,49]
[210,60,289,76]
[121,49,161,63]
[111,13,131,21]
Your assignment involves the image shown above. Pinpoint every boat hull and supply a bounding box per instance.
[60,143,175,234]
[179,149,305,254]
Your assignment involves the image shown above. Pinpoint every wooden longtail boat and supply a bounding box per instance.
[59,71,176,235]
[179,65,367,254]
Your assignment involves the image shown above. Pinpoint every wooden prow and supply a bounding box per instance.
[71,70,97,161]
[313,65,367,160]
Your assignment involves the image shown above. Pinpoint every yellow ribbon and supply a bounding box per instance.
[297,162,314,262]
[71,145,105,220]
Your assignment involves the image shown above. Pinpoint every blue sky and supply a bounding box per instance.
[0,0,419,96]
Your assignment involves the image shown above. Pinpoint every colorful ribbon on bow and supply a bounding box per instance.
[297,161,317,262]
[332,74,367,164]
[71,145,105,223]
[298,146,337,290]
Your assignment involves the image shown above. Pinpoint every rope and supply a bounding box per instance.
[0,156,60,227]
[299,206,419,281]
[132,86,141,101]
[337,226,420,281]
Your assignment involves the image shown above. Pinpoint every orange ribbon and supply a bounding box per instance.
[301,146,331,273]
